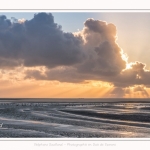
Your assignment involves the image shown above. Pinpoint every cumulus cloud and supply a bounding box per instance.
[76,18,126,76]
[1,12,150,93]
[113,61,150,87]
[0,13,85,68]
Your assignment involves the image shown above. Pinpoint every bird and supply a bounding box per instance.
[0,123,3,128]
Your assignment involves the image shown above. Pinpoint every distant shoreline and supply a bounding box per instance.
[0,98,150,103]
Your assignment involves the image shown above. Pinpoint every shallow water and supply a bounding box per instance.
[0,102,150,137]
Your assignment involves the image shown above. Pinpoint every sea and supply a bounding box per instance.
[0,98,150,138]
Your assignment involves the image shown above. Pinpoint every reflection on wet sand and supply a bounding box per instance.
[0,102,150,137]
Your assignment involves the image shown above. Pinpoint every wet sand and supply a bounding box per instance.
[0,101,150,137]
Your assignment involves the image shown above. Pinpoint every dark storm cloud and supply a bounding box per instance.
[0,13,85,68]
[25,67,82,83]
[0,15,11,30]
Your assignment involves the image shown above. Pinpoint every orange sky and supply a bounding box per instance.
[0,75,149,98]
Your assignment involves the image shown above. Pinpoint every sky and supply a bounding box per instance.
[0,12,150,98]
